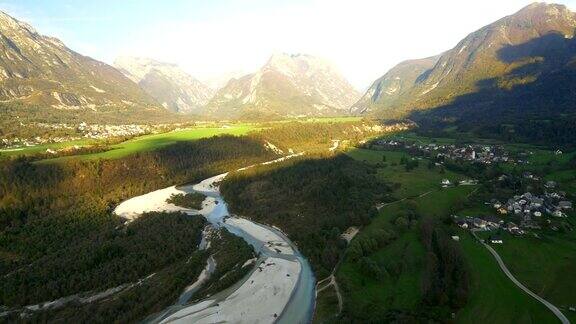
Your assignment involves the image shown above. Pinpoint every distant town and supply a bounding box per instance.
[373,139,533,165]
[0,122,199,150]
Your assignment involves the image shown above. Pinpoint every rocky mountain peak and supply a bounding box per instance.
[353,2,576,118]
[264,53,334,76]
[207,53,359,118]
[0,10,164,121]
[114,56,214,114]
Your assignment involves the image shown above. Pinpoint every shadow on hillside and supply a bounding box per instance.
[409,31,576,147]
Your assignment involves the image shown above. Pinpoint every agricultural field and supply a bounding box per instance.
[44,124,259,161]
[335,143,566,322]
[455,230,559,324]
[0,139,95,157]
[346,148,465,199]
[489,231,576,323]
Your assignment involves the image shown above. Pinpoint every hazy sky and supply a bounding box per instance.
[1,0,575,89]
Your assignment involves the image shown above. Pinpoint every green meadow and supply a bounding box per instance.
[490,231,576,323]
[0,139,95,157]
[43,125,259,162]
[455,230,558,324]
[336,145,560,322]
[346,148,465,199]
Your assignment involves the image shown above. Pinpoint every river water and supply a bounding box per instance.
[144,169,316,323]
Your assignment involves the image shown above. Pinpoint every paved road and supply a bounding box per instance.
[472,231,570,324]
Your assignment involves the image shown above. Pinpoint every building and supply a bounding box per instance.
[489,236,503,244]
[473,218,488,229]
[558,201,573,210]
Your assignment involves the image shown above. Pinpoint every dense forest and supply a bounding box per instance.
[220,154,391,276]
[0,120,400,321]
[167,192,207,210]
[0,135,275,319]
[1,226,254,323]
[251,120,386,153]
[1,212,206,306]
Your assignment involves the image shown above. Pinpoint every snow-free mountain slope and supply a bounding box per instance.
[356,2,576,118]
[350,55,439,115]
[0,11,164,121]
[114,57,214,114]
[207,53,360,118]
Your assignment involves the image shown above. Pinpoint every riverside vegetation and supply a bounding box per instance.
[0,120,391,321]
[0,135,276,321]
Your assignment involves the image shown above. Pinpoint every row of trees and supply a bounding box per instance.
[419,217,471,311]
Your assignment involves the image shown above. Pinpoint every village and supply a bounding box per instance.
[453,187,573,244]
[372,139,532,165]
[0,122,180,150]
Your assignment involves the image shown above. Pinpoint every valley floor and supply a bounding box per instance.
[315,136,576,323]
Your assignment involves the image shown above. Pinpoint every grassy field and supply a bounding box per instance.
[336,185,476,320]
[337,146,563,322]
[337,224,425,317]
[336,147,476,320]
[455,230,560,324]
[4,118,366,161]
[44,125,258,162]
[346,148,465,199]
[489,231,576,323]
[0,139,95,157]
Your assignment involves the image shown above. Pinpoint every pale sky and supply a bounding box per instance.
[1,0,575,90]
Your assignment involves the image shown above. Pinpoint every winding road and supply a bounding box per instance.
[471,230,570,324]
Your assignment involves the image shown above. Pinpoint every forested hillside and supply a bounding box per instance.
[357,3,576,147]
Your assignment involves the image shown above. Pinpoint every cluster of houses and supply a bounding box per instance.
[77,123,155,140]
[495,191,573,220]
[1,122,181,150]
[1,135,80,149]
[372,140,527,165]
[454,215,525,239]
[453,190,573,242]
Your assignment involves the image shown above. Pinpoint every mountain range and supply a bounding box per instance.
[206,53,360,119]
[1,2,576,137]
[354,3,576,121]
[0,11,169,124]
[114,57,214,114]
[0,6,361,122]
